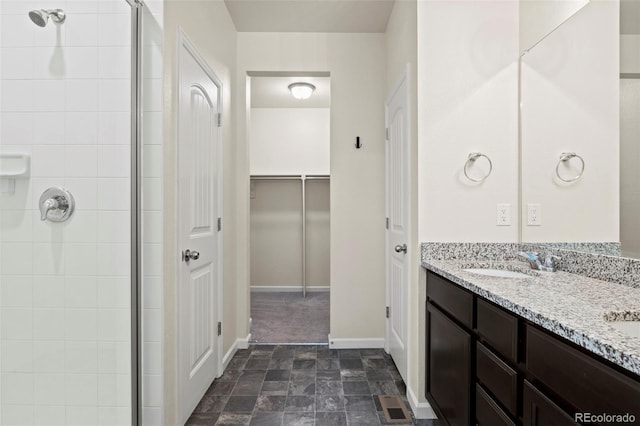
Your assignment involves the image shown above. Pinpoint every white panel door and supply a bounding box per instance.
[385,69,410,383]
[177,33,222,424]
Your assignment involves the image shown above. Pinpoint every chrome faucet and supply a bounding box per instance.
[518,251,560,272]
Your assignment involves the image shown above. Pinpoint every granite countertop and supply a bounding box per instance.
[422,259,640,376]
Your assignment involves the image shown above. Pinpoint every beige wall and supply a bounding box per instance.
[162,1,237,424]
[237,32,387,343]
[520,0,619,242]
[385,0,426,413]
[418,0,520,243]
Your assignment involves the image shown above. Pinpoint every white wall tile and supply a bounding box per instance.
[32,211,65,243]
[142,276,161,310]
[143,145,162,178]
[32,145,65,177]
[34,405,66,426]
[1,15,34,47]
[1,112,35,146]
[97,276,129,309]
[98,46,130,79]
[98,309,129,341]
[142,178,161,211]
[1,80,34,111]
[66,0,100,14]
[1,242,33,275]
[33,243,65,275]
[33,112,65,145]
[0,210,33,242]
[1,340,34,372]
[142,112,162,145]
[142,375,161,407]
[1,275,33,307]
[66,14,98,47]
[1,404,35,426]
[98,406,130,426]
[64,243,98,276]
[64,211,98,243]
[142,211,161,244]
[34,373,65,405]
[142,407,162,426]
[66,80,98,112]
[32,46,65,79]
[33,24,66,48]
[66,47,99,79]
[97,211,129,243]
[143,342,161,375]
[66,112,99,145]
[1,47,33,79]
[142,308,160,343]
[97,145,129,177]
[65,341,98,373]
[32,80,66,112]
[33,276,65,308]
[97,341,130,374]
[1,373,34,404]
[97,374,130,406]
[98,13,130,46]
[97,178,129,210]
[97,243,130,276]
[33,340,65,372]
[142,243,161,277]
[98,79,130,112]
[142,78,162,112]
[65,276,98,308]
[98,112,130,145]
[65,309,98,340]
[1,307,33,340]
[64,178,99,211]
[65,374,98,405]
[33,308,65,340]
[65,145,98,177]
[66,406,98,426]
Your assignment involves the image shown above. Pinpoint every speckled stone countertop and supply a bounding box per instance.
[422,259,640,376]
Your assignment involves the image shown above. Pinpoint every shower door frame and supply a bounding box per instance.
[128,0,143,425]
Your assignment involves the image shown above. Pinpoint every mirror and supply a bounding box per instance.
[519,0,590,55]
[520,0,639,258]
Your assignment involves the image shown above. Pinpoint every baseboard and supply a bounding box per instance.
[250,286,330,292]
[407,386,437,419]
[327,335,385,349]
[222,334,252,370]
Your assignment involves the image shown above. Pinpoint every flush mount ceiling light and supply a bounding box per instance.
[288,82,316,100]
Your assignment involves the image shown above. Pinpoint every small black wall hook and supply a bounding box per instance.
[355,136,362,149]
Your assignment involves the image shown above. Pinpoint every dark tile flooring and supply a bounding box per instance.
[187,345,439,426]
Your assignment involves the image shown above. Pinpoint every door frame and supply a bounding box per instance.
[176,28,224,421]
[384,65,411,376]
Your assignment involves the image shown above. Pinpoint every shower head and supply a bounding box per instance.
[28,9,66,27]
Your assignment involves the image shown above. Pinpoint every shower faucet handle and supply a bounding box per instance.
[39,187,75,222]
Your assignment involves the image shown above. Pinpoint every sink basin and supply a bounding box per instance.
[609,321,640,339]
[463,268,531,279]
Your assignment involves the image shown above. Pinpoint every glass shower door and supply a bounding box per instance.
[0,0,136,424]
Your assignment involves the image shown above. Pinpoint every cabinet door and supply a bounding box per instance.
[427,302,472,426]
[523,380,578,426]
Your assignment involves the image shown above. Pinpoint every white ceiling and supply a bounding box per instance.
[224,0,395,33]
[251,76,331,108]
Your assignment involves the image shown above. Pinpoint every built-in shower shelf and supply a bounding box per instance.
[0,153,31,195]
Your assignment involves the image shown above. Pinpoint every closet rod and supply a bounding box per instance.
[250,174,330,181]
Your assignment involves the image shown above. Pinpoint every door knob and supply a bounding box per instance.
[182,249,200,262]
[394,244,407,254]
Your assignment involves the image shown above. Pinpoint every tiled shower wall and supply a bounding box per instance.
[0,0,148,424]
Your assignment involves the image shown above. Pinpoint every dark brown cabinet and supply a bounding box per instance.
[425,269,640,426]
[426,302,472,426]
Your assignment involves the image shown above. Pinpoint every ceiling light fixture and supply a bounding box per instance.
[288,82,316,100]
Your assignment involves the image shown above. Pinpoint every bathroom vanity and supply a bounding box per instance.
[423,263,640,426]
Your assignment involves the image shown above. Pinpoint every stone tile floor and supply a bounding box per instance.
[186,345,440,426]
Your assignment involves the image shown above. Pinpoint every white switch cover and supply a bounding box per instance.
[527,203,542,226]
[496,203,511,226]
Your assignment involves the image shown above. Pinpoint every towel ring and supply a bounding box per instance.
[555,152,584,183]
[464,152,492,183]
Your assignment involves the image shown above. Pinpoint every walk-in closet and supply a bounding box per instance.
[248,74,331,344]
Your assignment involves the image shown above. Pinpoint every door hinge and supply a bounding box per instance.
[385,217,389,229]
[386,306,390,318]
[216,113,222,127]
[217,321,222,336]
[217,217,222,231]
[385,127,389,140]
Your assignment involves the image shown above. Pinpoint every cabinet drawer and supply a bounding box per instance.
[526,325,640,419]
[523,380,577,426]
[426,271,473,328]
[477,298,518,363]
[476,384,515,426]
[476,342,517,416]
